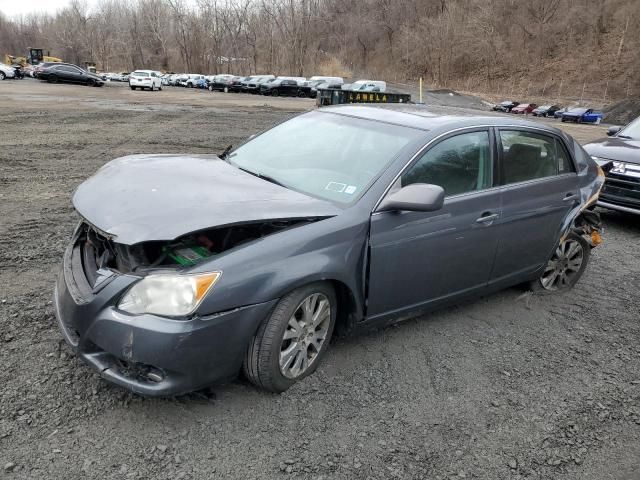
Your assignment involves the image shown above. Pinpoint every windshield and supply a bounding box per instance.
[569,108,588,114]
[619,117,640,139]
[227,111,423,204]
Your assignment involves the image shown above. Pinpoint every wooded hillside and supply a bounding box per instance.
[1,0,639,100]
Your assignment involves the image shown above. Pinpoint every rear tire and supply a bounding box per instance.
[0,72,5,80]
[531,232,590,294]
[243,283,337,393]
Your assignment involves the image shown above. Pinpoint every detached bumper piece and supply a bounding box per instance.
[53,234,277,397]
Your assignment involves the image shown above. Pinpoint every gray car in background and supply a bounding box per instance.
[54,106,604,397]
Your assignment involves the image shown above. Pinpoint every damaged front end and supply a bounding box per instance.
[54,217,317,396]
[78,218,314,277]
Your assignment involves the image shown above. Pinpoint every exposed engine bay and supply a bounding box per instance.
[77,219,312,276]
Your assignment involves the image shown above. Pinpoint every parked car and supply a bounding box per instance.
[553,107,570,119]
[308,76,344,85]
[208,74,236,91]
[583,116,640,215]
[54,106,603,397]
[311,81,344,98]
[242,75,276,93]
[32,62,61,78]
[492,101,520,113]
[0,62,16,80]
[196,78,208,89]
[349,80,387,92]
[129,70,163,91]
[561,108,603,123]
[532,105,562,117]
[37,63,104,86]
[228,76,249,92]
[183,74,205,88]
[260,78,307,97]
[511,103,538,114]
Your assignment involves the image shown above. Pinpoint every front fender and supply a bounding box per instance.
[194,215,369,319]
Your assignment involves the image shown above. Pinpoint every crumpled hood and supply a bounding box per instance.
[583,137,640,165]
[73,154,340,245]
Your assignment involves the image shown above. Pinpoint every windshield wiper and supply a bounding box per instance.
[219,144,233,160]
[236,167,285,187]
[617,134,633,139]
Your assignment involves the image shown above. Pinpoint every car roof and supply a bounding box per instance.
[319,105,569,136]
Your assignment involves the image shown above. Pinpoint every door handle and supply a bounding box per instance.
[475,213,499,224]
[563,193,579,202]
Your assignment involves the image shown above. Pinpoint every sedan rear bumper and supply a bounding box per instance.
[53,244,277,397]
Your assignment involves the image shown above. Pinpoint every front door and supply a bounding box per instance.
[366,129,501,321]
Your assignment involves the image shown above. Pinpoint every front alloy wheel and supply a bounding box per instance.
[537,233,589,292]
[243,283,336,392]
[279,293,331,379]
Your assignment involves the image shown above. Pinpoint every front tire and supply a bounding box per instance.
[243,283,337,392]
[532,233,590,293]
[0,72,5,80]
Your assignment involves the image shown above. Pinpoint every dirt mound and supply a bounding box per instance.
[603,98,640,125]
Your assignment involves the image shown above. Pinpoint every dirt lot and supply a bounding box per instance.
[1,80,639,480]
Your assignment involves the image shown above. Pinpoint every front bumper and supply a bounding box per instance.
[53,243,277,396]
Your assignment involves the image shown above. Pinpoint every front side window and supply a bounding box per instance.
[500,130,574,184]
[402,131,492,196]
[227,111,423,204]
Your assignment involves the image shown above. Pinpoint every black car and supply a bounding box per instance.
[532,105,562,117]
[583,116,640,215]
[228,76,250,92]
[38,63,104,86]
[260,79,308,97]
[492,101,520,113]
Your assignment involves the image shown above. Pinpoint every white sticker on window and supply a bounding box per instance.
[325,182,346,192]
[344,185,357,194]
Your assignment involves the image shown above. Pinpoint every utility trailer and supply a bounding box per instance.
[316,88,411,106]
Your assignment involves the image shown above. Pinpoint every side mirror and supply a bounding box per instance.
[607,126,621,137]
[378,184,445,213]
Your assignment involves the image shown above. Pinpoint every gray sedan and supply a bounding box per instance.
[54,106,604,396]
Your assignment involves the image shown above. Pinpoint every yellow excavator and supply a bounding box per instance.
[4,48,63,67]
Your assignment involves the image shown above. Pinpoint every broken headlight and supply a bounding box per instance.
[118,272,221,316]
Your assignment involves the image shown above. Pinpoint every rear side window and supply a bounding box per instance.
[402,131,492,196]
[500,130,574,184]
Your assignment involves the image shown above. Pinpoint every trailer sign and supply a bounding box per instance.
[317,88,411,106]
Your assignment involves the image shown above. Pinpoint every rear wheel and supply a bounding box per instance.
[532,233,590,293]
[243,283,336,392]
[0,72,5,80]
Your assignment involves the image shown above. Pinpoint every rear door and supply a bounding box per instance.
[489,128,579,287]
[367,128,502,320]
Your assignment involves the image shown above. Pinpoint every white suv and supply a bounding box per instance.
[129,70,162,91]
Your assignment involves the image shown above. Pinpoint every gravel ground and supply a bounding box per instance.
[1,80,639,480]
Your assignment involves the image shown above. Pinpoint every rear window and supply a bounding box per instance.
[500,130,575,184]
[132,71,149,76]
